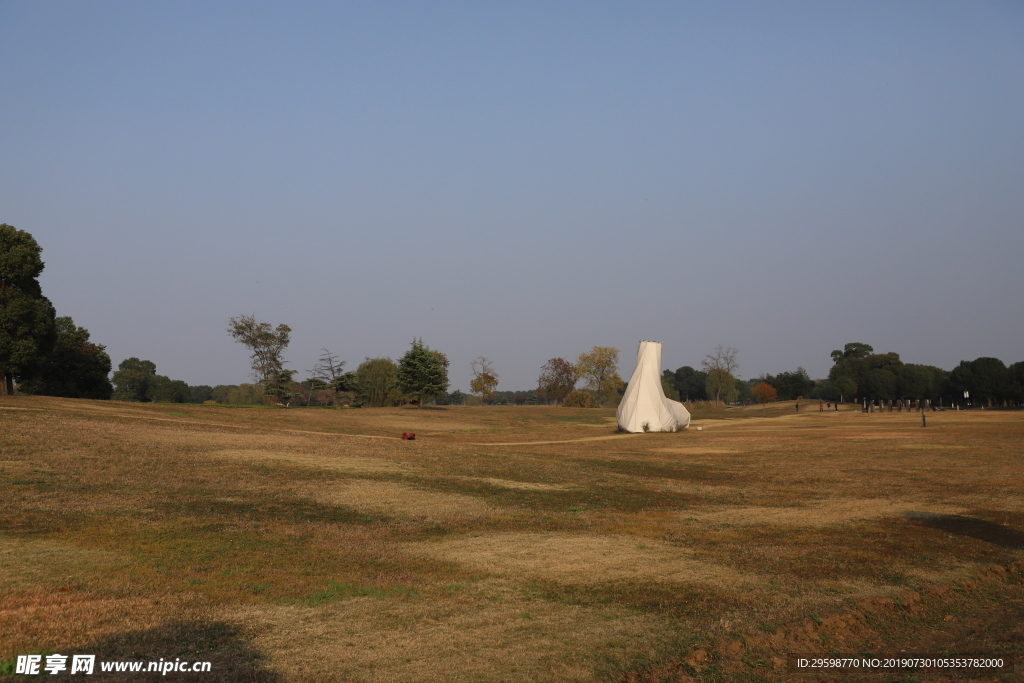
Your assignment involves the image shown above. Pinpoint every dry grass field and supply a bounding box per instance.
[2,396,1023,682]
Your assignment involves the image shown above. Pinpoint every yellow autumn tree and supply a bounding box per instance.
[469,356,499,404]
[576,346,624,407]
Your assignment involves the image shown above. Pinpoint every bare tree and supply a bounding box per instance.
[701,345,739,406]
[470,356,499,403]
[313,349,346,383]
[307,348,352,406]
[302,364,321,406]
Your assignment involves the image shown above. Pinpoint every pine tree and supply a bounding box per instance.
[397,338,449,407]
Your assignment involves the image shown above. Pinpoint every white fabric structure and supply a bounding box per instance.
[617,340,690,433]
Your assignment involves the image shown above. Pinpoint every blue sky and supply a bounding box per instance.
[2,1,1022,390]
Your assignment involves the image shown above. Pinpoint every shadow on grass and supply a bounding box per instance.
[904,511,1024,549]
[2,621,280,682]
[581,458,741,484]
[406,475,698,512]
[159,497,381,526]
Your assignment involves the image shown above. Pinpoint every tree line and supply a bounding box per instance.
[96,341,1024,409]
[3,225,1022,408]
[226,315,450,407]
[660,343,1024,408]
[823,342,1023,407]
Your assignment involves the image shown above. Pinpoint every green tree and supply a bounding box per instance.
[949,357,1009,407]
[863,367,898,400]
[576,346,624,406]
[0,225,57,395]
[827,343,950,403]
[308,349,356,406]
[664,366,708,402]
[827,342,876,401]
[538,358,578,404]
[190,385,214,403]
[758,368,815,400]
[701,345,739,405]
[895,364,947,402]
[562,389,597,408]
[831,342,874,363]
[263,368,299,405]
[147,375,192,403]
[865,353,902,400]
[112,358,157,401]
[17,316,113,399]
[829,374,857,402]
[1007,361,1024,405]
[440,389,467,406]
[223,383,264,404]
[895,364,929,400]
[736,378,754,403]
[827,343,877,400]
[705,369,738,405]
[661,375,681,401]
[355,357,400,407]
[397,338,450,406]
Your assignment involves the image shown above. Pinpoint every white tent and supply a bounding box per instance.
[616,340,690,433]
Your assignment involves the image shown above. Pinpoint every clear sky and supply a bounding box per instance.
[2,1,1022,391]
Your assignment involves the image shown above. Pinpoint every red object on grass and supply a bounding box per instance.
[402,432,416,440]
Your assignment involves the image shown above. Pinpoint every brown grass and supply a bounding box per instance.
[222,579,677,682]
[209,449,413,475]
[298,479,500,521]
[690,498,968,526]
[403,532,756,586]
[2,396,1023,681]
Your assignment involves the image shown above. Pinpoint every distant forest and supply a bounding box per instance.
[15,343,1024,410]
[3,225,1022,408]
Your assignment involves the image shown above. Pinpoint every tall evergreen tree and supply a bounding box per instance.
[0,225,56,395]
[397,338,449,406]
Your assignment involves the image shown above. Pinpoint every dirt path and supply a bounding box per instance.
[470,433,644,446]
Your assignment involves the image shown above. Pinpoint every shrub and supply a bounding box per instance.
[562,390,597,408]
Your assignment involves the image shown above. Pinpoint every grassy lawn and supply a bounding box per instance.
[2,397,1022,681]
